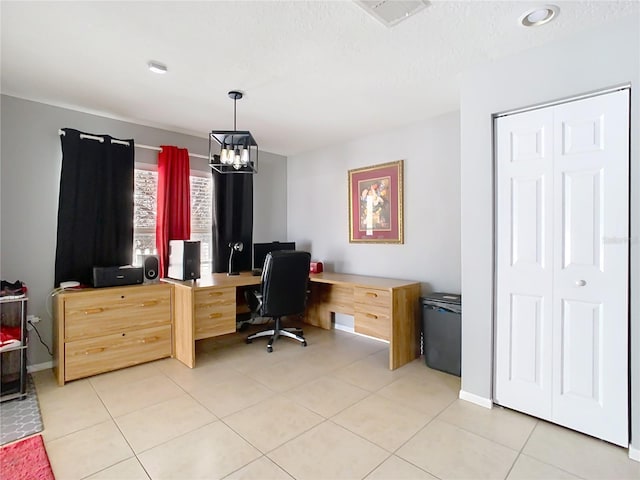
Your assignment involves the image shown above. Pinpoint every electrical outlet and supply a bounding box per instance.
[27,315,41,324]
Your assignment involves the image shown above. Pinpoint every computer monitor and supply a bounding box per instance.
[253,241,296,270]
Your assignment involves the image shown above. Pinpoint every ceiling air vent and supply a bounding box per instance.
[354,0,431,27]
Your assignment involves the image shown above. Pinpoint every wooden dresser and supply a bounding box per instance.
[53,283,172,385]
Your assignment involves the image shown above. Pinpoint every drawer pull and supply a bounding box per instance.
[84,308,104,315]
[140,300,158,307]
[366,313,379,319]
[366,292,378,298]
[208,291,224,297]
[85,347,105,355]
[141,336,159,344]
[208,312,223,319]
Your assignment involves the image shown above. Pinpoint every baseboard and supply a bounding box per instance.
[334,323,354,334]
[334,323,389,343]
[27,361,53,373]
[459,389,493,409]
[629,445,640,462]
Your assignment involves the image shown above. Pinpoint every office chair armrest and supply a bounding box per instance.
[244,288,263,314]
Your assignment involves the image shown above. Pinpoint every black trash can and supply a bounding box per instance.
[421,293,462,376]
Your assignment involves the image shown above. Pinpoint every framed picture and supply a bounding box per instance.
[348,160,404,243]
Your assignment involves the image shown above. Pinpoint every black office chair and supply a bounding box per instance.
[245,250,311,352]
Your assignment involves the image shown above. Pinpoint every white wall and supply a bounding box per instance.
[0,95,287,367]
[459,15,640,450]
[287,111,460,294]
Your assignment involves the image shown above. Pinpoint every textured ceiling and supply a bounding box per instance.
[1,1,638,156]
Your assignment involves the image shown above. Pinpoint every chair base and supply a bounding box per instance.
[246,317,307,352]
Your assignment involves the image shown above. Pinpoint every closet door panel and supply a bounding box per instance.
[552,90,629,447]
[560,299,602,399]
[494,108,554,419]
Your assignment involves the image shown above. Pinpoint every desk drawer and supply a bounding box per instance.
[354,304,391,341]
[64,286,171,340]
[194,287,235,306]
[65,324,171,381]
[194,287,236,340]
[354,287,391,309]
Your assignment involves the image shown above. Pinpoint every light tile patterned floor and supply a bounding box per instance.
[32,322,640,480]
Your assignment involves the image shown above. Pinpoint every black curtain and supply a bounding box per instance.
[211,173,253,273]
[54,128,134,287]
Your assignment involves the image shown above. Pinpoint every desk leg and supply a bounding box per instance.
[389,285,420,370]
[305,285,332,330]
[173,285,196,368]
[304,304,332,330]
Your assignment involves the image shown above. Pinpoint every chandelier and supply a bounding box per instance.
[209,90,258,174]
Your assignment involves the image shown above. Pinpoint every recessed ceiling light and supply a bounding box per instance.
[519,5,559,27]
[147,61,168,74]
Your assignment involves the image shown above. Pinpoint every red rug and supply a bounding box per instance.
[0,434,55,479]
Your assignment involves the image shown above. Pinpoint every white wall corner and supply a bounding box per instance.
[459,389,493,409]
[629,445,640,462]
[27,361,53,373]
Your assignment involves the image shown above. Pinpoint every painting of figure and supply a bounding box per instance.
[348,161,403,243]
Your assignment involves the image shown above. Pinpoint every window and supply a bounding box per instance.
[133,167,213,275]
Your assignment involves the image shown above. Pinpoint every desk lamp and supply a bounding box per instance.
[228,242,243,276]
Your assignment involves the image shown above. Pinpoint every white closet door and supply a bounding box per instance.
[494,108,554,420]
[551,91,629,446]
[495,89,629,447]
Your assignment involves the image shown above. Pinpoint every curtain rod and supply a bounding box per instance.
[58,130,209,160]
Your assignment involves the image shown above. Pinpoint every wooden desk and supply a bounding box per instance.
[165,272,420,370]
[165,273,260,369]
[307,273,421,370]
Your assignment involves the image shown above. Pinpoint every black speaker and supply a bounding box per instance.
[142,255,160,283]
[167,240,201,281]
[92,266,144,288]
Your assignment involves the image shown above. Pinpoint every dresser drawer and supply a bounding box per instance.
[64,286,171,340]
[194,287,236,340]
[353,286,391,308]
[354,304,391,341]
[64,324,171,381]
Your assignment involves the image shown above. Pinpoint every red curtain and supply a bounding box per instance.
[156,146,191,277]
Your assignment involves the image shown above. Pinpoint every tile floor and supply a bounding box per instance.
[32,322,639,480]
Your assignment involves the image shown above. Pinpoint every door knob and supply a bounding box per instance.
[575,280,587,286]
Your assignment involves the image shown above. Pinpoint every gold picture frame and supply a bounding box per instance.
[348,160,404,243]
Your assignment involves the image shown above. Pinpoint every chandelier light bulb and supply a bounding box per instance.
[241,147,249,165]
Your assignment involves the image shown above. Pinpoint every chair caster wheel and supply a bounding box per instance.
[246,339,252,344]
[302,341,307,347]
[267,346,273,353]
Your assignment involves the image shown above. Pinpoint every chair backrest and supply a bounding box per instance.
[260,250,311,318]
